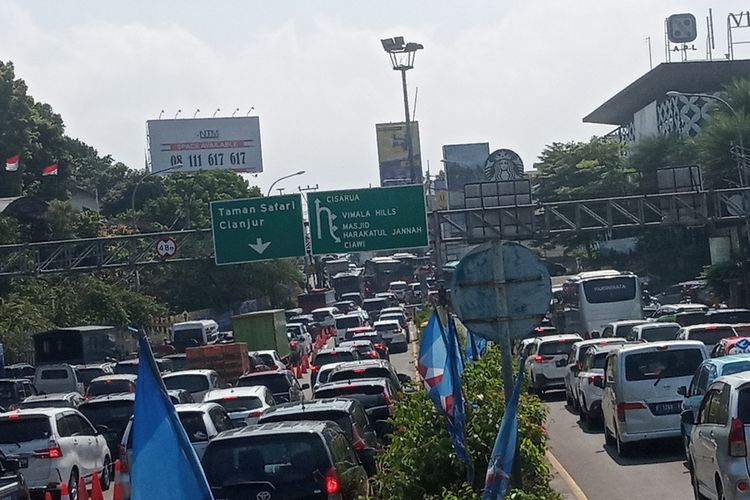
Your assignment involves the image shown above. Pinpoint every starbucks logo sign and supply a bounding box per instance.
[483,149,524,181]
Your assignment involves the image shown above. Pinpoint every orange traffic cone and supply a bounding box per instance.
[78,475,89,500]
[60,482,70,500]
[112,460,123,500]
[44,492,53,500]
[90,470,104,500]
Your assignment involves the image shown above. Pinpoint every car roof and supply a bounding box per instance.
[608,320,649,327]
[633,322,680,330]
[681,323,735,332]
[699,353,750,369]
[711,371,750,389]
[261,398,355,416]
[212,420,338,441]
[362,297,387,303]
[175,402,222,413]
[339,340,373,347]
[312,307,338,312]
[614,340,706,354]
[23,393,78,402]
[662,303,708,310]
[374,320,400,326]
[0,407,74,418]
[314,378,389,391]
[81,393,135,403]
[162,369,216,378]
[585,344,627,354]
[706,308,750,314]
[239,370,291,379]
[338,312,364,319]
[349,327,375,333]
[316,362,347,373]
[0,378,32,383]
[329,359,390,370]
[535,334,583,343]
[574,338,626,348]
[90,374,137,383]
[203,387,267,400]
[74,363,111,369]
[163,353,187,359]
[317,347,357,354]
[251,350,278,356]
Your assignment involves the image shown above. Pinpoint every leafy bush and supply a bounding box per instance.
[371,345,560,499]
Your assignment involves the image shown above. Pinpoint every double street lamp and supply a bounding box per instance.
[666,90,746,187]
[381,36,423,184]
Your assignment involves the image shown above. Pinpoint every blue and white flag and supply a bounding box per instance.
[465,331,487,361]
[483,361,524,500]
[132,335,213,500]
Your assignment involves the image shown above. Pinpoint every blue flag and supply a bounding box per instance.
[446,317,473,477]
[483,361,524,500]
[132,335,213,500]
[465,331,487,361]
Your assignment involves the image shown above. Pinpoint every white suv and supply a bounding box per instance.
[0,408,111,498]
[563,337,626,409]
[524,334,582,395]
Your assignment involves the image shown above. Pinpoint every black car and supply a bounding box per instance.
[351,332,390,360]
[236,370,307,403]
[78,394,134,461]
[313,378,397,426]
[162,353,188,372]
[0,450,29,500]
[0,380,37,411]
[202,421,369,499]
[3,364,34,381]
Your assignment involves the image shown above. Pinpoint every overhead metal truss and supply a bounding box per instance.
[1,188,750,277]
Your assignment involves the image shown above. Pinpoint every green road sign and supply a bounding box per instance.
[210,194,306,265]
[308,185,428,254]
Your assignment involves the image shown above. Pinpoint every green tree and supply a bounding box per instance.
[627,135,700,192]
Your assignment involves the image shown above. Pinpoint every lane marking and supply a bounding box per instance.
[546,450,589,500]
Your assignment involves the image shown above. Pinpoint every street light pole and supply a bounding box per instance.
[267,170,305,197]
[381,37,423,185]
[666,90,745,186]
[131,163,183,229]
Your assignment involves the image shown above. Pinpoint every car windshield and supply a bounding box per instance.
[313,352,355,367]
[689,327,735,346]
[260,411,353,439]
[178,412,208,442]
[79,400,134,429]
[88,379,134,397]
[202,434,330,488]
[330,367,390,383]
[77,368,106,386]
[0,416,51,443]
[238,374,290,394]
[539,340,577,356]
[374,323,399,333]
[641,326,680,342]
[210,396,263,413]
[625,349,704,381]
[164,375,210,393]
[336,316,361,329]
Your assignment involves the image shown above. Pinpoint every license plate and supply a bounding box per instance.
[652,402,681,415]
[17,457,27,469]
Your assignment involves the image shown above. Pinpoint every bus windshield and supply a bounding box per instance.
[582,277,636,304]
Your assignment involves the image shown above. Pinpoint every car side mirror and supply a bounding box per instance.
[397,373,411,384]
[593,378,604,389]
[681,409,695,425]
[3,459,20,472]
[95,424,109,435]
[301,383,310,390]
[677,386,687,397]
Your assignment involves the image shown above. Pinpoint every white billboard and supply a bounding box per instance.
[147,116,263,174]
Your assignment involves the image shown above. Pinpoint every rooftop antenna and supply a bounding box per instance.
[158,110,165,120]
[231,108,240,117]
[174,109,182,119]
[644,37,653,70]
[706,8,715,60]
[246,107,255,116]
[412,86,419,120]
[212,108,221,118]
[193,108,200,118]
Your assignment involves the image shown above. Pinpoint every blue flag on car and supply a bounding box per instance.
[132,335,214,500]
[483,361,524,500]
[418,312,473,474]
[465,331,487,361]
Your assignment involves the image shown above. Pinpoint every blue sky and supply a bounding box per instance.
[2,1,749,193]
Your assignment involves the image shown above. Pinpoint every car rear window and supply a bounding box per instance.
[237,374,290,394]
[40,369,70,380]
[624,349,704,381]
[114,363,139,375]
[314,352,355,366]
[259,411,353,439]
[88,379,134,397]
[178,412,208,442]
[374,323,400,333]
[709,311,750,323]
[641,326,680,342]
[164,375,210,393]
[77,368,106,386]
[336,316,361,330]
[210,396,263,413]
[313,311,332,322]
[330,367,390,383]
[314,384,386,409]
[79,400,134,427]
[203,434,330,488]
[689,327,736,346]
[0,416,51,443]
[539,340,577,356]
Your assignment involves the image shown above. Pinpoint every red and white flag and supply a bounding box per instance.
[42,163,58,176]
[5,155,19,172]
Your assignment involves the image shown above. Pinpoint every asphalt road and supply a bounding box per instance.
[544,390,693,500]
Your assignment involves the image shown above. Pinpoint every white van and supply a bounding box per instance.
[335,313,366,344]
[171,320,219,352]
[33,364,84,395]
[600,340,707,457]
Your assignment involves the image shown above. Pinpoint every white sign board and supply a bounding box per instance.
[147,117,263,174]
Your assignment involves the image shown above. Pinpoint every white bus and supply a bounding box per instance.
[552,270,642,338]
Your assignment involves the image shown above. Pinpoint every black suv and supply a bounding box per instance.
[78,394,134,461]
[0,379,37,411]
[258,398,379,475]
[236,370,307,403]
[313,378,397,432]
[202,421,369,499]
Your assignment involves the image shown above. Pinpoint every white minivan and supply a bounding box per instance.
[171,320,219,352]
[600,340,707,457]
[34,364,85,395]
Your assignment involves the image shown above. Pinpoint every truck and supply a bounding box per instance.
[231,309,291,360]
[33,326,136,365]
[297,289,336,314]
[331,270,364,299]
[186,342,250,385]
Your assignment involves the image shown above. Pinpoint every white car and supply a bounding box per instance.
[601,340,707,456]
[0,408,111,497]
[286,323,313,355]
[676,324,737,351]
[388,281,408,301]
[162,369,221,403]
[250,350,286,371]
[311,307,341,328]
[564,337,626,409]
[373,320,408,353]
[312,361,347,391]
[202,386,275,425]
[335,313,367,344]
[575,344,624,422]
[524,334,583,395]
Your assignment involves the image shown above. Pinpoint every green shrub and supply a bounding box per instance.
[371,345,561,499]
